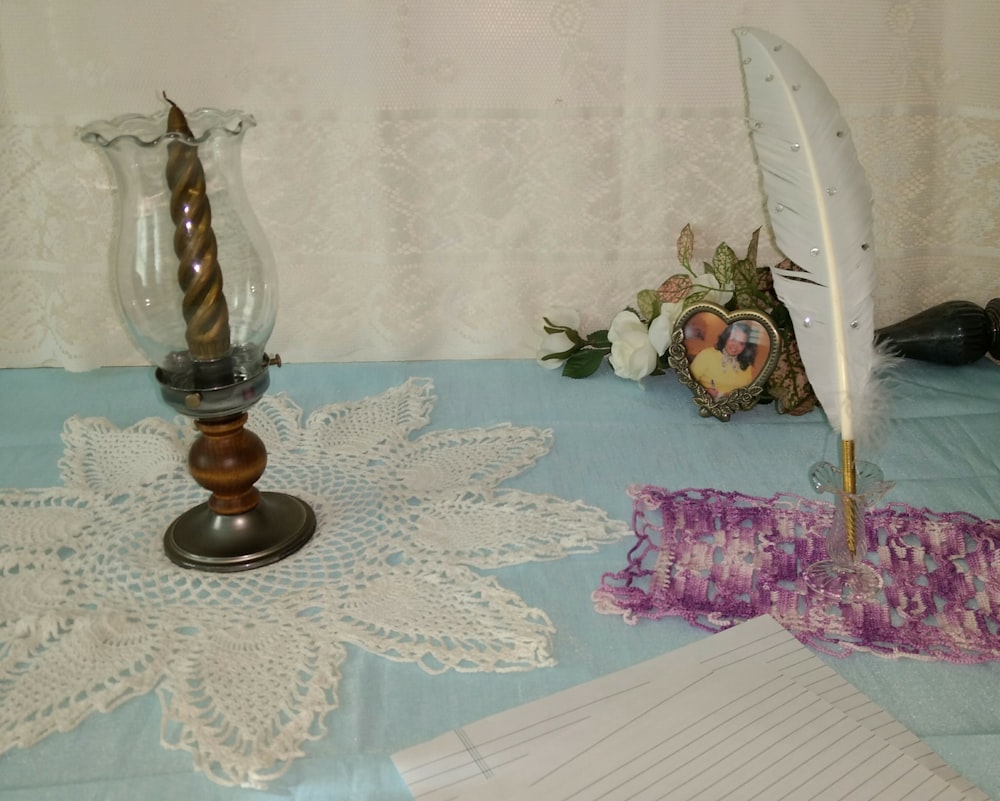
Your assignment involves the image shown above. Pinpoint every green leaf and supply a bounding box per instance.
[732,257,753,284]
[539,346,578,363]
[731,258,763,308]
[588,329,610,347]
[636,289,661,322]
[562,348,607,378]
[542,318,584,345]
[711,242,737,287]
[744,227,760,266]
[676,223,695,269]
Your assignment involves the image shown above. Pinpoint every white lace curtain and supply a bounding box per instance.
[2,0,999,370]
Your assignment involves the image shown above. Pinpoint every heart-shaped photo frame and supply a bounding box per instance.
[667,302,781,421]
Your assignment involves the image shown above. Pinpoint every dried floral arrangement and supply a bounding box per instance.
[537,225,818,415]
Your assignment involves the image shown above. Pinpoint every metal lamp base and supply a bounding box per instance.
[164,491,316,572]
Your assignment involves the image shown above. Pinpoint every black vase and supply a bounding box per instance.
[875,299,1000,365]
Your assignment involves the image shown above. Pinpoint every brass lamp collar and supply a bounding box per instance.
[156,352,279,418]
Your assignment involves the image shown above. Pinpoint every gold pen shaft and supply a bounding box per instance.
[841,438,857,557]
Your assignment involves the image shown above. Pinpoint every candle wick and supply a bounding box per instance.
[163,91,195,143]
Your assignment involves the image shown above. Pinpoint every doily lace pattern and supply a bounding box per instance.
[594,485,1000,663]
[0,378,626,787]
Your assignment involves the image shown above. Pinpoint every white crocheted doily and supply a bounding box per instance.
[0,378,626,787]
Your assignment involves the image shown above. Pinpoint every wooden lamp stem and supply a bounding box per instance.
[188,414,265,516]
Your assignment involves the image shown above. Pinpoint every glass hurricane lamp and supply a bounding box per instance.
[80,102,315,571]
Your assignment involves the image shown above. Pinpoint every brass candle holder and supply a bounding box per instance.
[81,100,314,572]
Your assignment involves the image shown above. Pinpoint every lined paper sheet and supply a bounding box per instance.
[392,615,987,801]
[476,660,964,801]
[398,659,715,801]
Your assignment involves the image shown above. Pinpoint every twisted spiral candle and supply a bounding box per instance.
[164,95,232,373]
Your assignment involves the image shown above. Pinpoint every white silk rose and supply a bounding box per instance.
[536,306,582,369]
[607,309,674,382]
[692,271,733,307]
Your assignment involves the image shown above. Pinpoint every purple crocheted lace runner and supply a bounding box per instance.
[593,485,1000,662]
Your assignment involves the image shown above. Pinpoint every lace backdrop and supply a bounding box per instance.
[2,1,999,370]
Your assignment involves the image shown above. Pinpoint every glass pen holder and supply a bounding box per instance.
[803,461,894,601]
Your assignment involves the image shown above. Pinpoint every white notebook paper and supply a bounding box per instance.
[392,614,986,801]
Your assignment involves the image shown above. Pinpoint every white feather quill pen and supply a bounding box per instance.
[735,28,890,552]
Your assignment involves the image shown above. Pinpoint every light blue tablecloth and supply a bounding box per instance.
[1,358,999,800]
